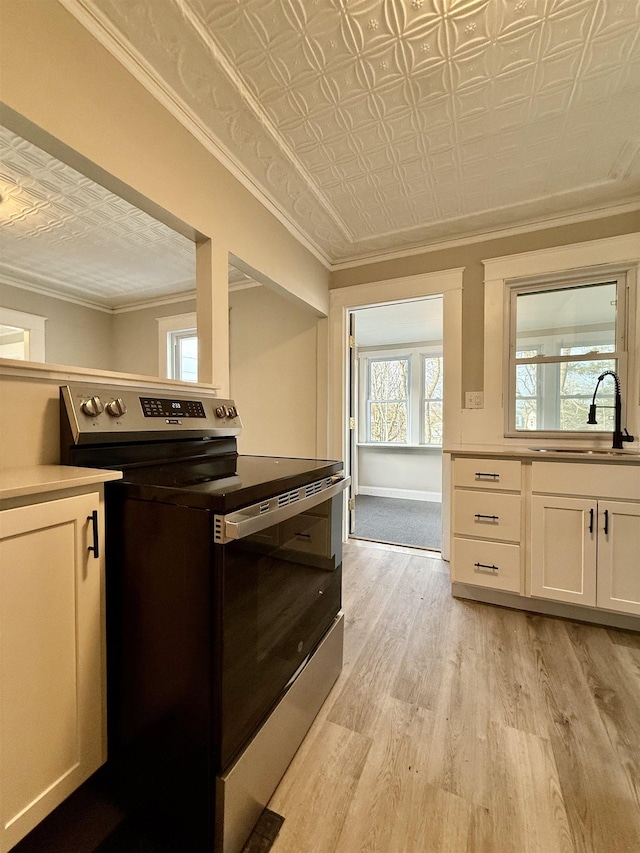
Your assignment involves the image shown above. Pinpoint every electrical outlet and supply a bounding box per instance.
[465,391,484,409]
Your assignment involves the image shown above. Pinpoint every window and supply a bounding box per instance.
[362,348,443,446]
[507,272,627,436]
[0,307,46,361]
[170,329,198,383]
[367,357,409,443]
[423,354,443,444]
[157,312,198,382]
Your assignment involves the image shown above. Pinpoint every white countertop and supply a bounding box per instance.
[443,444,640,464]
[0,465,123,500]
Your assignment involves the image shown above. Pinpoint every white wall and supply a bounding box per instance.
[358,447,442,501]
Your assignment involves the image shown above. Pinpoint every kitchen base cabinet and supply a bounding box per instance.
[451,457,523,595]
[530,463,640,617]
[530,495,597,606]
[0,492,106,853]
[597,501,640,616]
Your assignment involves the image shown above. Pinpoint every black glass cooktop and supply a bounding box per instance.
[111,454,343,513]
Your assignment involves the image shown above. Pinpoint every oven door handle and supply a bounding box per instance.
[217,475,350,543]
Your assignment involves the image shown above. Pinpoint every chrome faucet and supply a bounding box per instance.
[587,370,634,449]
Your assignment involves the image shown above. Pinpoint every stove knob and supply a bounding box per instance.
[106,398,127,418]
[215,405,227,419]
[81,396,104,417]
[225,405,235,418]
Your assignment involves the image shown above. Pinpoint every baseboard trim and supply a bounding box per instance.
[358,487,442,503]
[451,583,640,632]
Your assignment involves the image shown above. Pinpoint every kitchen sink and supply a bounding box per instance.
[529,447,640,456]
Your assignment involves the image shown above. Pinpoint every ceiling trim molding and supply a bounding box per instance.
[0,269,198,315]
[330,201,640,271]
[57,0,333,270]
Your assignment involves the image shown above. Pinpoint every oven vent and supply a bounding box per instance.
[278,489,301,508]
[213,515,224,544]
[305,480,324,499]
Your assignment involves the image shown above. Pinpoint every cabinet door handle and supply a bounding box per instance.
[589,508,594,534]
[475,472,499,480]
[87,511,99,559]
[474,562,499,572]
[603,509,609,536]
[295,532,311,539]
[474,513,499,522]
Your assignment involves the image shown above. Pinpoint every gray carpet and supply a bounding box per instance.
[353,495,442,551]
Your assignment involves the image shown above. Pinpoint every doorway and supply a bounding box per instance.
[349,298,443,551]
[328,268,463,563]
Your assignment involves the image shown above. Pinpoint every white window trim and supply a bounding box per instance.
[482,233,640,447]
[0,306,46,362]
[506,270,627,437]
[157,312,197,380]
[358,344,444,447]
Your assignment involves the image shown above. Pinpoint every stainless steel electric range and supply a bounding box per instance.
[60,382,349,853]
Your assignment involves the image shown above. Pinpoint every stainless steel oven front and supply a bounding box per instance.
[59,382,349,853]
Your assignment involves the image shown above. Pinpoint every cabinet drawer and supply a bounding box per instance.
[454,490,521,542]
[452,538,521,593]
[454,457,521,491]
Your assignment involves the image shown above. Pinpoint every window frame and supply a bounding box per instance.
[359,345,443,447]
[505,268,629,438]
[366,355,410,444]
[157,311,198,382]
[421,352,444,446]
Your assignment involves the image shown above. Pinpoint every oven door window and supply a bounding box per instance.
[219,496,342,769]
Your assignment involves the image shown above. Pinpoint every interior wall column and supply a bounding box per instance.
[197,238,229,394]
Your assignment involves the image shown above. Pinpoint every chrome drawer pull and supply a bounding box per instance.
[475,472,499,479]
[474,562,499,572]
[474,513,499,522]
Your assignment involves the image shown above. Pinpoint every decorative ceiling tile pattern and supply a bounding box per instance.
[0,126,196,308]
[76,0,639,262]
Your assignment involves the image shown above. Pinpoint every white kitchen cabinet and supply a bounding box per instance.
[597,500,640,615]
[530,495,597,606]
[451,457,523,594]
[530,462,640,616]
[0,491,106,852]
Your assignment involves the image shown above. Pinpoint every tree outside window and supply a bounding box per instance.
[367,358,409,443]
[423,355,443,445]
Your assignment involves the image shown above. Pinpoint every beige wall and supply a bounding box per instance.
[229,286,319,457]
[331,211,640,394]
[0,281,114,370]
[113,298,196,377]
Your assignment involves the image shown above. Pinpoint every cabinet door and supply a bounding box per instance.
[597,501,640,615]
[530,495,597,606]
[0,493,105,852]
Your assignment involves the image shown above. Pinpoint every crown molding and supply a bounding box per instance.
[56,0,333,271]
[330,201,640,271]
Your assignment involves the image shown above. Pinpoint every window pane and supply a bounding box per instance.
[515,358,616,432]
[369,402,407,443]
[424,401,443,444]
[177,335,198,382]
[423,355,443,445]
[515,282,616,354]
[370,359,408,400]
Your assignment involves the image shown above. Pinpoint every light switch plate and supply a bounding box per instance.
[465,391,484,409]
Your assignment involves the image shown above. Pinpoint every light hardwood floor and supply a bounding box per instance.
[268,540,640,853]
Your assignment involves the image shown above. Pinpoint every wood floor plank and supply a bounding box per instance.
[327,554,436,736]
[268,541,640,853]
[268,720,371,853]
[526,614,640,853]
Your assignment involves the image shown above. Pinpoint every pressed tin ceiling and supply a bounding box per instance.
[61,0,640,265]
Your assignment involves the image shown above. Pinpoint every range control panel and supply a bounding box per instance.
[61,383,242,444]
